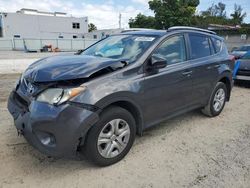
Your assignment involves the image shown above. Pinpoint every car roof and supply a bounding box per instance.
[120,30,167,37]
[118,28,222,40]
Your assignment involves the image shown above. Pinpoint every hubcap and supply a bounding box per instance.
[213,88,226,112]
[97,119,131,159]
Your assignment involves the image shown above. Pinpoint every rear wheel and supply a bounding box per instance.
[84,106,136,166]
[202,82,227,117]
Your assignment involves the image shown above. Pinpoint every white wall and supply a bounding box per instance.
[84,29,123,40]
[1,12,88,39]
[0,38,98,51]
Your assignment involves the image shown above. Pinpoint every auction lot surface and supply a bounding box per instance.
[0,74,249,188]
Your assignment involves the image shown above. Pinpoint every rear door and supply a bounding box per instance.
[187,33,222,105]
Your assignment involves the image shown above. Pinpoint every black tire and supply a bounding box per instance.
[202,82,227,117]
[84,106,136,166]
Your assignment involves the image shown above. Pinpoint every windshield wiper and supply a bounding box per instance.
[120,60,129,67]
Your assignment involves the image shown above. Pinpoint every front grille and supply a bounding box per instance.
[237,69,250,76]
[22,78,29,90]
[21,78,39,96]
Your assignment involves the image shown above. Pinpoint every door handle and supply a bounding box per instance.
[214,64,221,68]
[206,66,212,70]
[207,64,221,70]
[182,71,193,76]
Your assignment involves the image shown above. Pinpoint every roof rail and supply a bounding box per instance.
[121,28,155,33]
[168,26,216,35]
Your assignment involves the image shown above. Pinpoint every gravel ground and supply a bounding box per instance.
[0,74,249,188]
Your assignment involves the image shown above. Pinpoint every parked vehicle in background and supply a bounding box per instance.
[231,45,250,59]
[234,51,250,82]
[8,27,234,166]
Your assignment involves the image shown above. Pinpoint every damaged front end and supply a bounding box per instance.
[7,75,100,157]
[7,55,128,157]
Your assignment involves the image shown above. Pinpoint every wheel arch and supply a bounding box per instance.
[101,100,144,136]
[217,73,232,101]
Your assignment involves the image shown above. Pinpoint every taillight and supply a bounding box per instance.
[229,55,236,62]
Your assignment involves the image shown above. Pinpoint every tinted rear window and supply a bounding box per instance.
[189,34,211,59]
[211,37,222,53]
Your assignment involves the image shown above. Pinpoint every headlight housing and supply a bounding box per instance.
[36,86,86,105]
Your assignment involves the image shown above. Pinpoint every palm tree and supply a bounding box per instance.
[230,4,247,25]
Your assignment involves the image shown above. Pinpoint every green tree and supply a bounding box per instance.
[196,2,236,28]
[88,23,97,32]
[148,0,200,29]
[201,2,226,18]
[129,0,199,29]
[128,13,156,29]
[129,0,248,30]
[230,4,247,25]
[216,2,226,18]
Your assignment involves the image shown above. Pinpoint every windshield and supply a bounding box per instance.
[81,35,157,63]
[235,45,250,51]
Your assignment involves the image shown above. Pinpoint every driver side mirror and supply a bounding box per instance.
[151,55,167,70]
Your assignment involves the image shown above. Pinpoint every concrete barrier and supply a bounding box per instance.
[0,58,38,74]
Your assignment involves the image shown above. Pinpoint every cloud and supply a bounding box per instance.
[131,0,149,6]
[0,0,146,29]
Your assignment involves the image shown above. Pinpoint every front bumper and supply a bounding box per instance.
[7,91,99,157]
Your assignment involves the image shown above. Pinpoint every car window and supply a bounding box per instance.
[82,35,157,64]
[152,35,186,65]
[189,34,211,59]
[211,37,222,53]
[98,43,124,57]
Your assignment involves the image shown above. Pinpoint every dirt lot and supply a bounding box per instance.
[0,74,249,188]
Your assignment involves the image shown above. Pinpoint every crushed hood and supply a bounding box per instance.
[23,55,125,83]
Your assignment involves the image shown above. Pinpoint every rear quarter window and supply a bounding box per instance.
[189,34,211,59]
[211,37,222,53]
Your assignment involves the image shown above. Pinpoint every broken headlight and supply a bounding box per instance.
[36,86,86,105]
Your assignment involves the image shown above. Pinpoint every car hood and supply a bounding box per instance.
[23,55,125,83]
[238,59,250,70]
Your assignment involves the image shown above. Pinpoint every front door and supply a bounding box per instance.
[142,34,193,128]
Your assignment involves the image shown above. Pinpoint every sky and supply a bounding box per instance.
[0,0,249,29]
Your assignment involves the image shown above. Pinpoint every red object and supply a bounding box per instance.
[229,55,236,63]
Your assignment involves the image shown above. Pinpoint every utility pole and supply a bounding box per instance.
[119,13,121,29]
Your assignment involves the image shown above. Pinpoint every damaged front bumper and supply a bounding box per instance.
[7,91,99,157]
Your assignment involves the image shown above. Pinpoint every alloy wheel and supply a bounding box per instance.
[213,88,226,112]
[97,119,131,159]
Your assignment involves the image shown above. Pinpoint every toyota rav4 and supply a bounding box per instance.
[8,27,234,166]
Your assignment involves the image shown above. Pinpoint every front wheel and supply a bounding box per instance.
[202,82,227,117]
[84,106,136,166]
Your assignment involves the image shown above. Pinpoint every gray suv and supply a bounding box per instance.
[8,27,234,166]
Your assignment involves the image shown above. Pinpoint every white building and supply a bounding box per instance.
[0,8,88,39]
[84,28,124,40]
